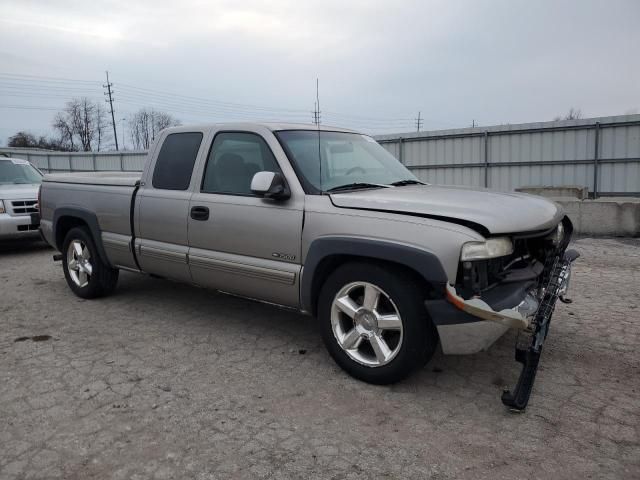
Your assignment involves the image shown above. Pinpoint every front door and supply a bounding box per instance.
[188,131,303,307]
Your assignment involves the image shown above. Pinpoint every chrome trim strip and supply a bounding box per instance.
[189,255,295,285]
[139,245,186,264]
[102,234,131,252]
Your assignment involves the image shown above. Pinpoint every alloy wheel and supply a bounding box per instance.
[330,282,404,367]
[66,239,93,288]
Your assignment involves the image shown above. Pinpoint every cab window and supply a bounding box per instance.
[201,132,281,195]
[152,132,203,190]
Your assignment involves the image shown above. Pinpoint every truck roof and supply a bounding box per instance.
[161,122,361,134]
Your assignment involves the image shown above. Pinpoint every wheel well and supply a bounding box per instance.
[55,216,88,251]
[309,254,433,316]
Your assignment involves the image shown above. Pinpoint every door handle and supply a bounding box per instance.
[190,206,210,221]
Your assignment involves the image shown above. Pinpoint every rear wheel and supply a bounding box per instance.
[62,227,119,298]
[318,262,438,385]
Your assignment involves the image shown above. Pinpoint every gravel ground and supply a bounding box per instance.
[1,237,638,479]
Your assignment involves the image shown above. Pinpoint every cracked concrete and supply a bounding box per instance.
[0,237,638,479]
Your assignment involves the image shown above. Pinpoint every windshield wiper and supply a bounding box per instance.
[325,182,391,193]
[389,179,425,186]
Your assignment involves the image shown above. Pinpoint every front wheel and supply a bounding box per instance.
[62,227,119,299]
[318,262,438,385]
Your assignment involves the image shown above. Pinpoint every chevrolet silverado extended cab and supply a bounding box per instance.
[39,123,578,409]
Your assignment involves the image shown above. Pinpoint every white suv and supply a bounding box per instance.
[0,156,42,240]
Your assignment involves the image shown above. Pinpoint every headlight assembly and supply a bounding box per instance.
[549,222,564,246]
[460,237,514,261]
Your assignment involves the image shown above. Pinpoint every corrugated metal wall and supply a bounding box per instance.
[2,114,639,197]
[0,149,148,173]
[375,114,640,197]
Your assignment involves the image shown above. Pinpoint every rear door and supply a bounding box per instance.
[135,130,207,282]
[187,129,304,307]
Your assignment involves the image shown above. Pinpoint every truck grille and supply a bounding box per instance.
[10,200,39,215]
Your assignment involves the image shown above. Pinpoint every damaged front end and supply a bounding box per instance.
[445,217,579,411]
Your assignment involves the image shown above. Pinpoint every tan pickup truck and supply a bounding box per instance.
[38,123,579,410]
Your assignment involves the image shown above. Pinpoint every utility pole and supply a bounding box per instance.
[120,117,127,150]
[415,111,423,132]
[103,71,119,151]
[312,78,321,126]
[472,119,476,128]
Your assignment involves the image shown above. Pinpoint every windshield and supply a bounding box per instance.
[0,159,43,185]
[275,130,419,193]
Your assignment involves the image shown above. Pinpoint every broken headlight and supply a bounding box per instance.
[548,222,564,246]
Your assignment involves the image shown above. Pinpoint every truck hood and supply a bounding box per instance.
[329,184,563,235]
[0,183,40,200]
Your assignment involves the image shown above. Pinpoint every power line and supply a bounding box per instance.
[0,74,309,117]
[0,72,418,124]
[322,111,415,122]
[0,71,461,134]
[117,82,309,115]
[0,73,102,85]
[0,104,62,111]
[0,82,101,94]
[0,89,411,128]
[114,96,309,122]
[0,91,102,100]
[114,92,308,119]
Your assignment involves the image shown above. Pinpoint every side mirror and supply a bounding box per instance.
[250,171,290,200]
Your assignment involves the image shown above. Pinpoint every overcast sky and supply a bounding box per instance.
[1,0,639,147]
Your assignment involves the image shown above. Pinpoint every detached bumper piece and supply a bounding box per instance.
[445,283,537,330]
[501,248,580,411]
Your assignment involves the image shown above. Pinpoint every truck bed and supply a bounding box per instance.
[41,171,141,271]
[43,171,141,187]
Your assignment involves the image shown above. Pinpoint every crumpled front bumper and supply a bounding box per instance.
[444,249,575,331]
[445,283,539,330]
[426,279,543,355]
[426,246,580,410]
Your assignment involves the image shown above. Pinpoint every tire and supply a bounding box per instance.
[318,261,438,385]
[62,226,119,299]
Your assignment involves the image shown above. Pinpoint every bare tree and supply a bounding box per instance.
[53,112,76,151]
[52,98,111,152]
[95,103,111,151]
[153,111,179,133]
[129,109,151,150]
[8,131,74,151]
[129,109,180,149]
[8,131,37,148]
[554,108,583,121]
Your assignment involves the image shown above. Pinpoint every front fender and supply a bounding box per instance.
[300,236,448,314]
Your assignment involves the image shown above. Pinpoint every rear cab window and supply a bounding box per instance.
[152,132,203,190]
